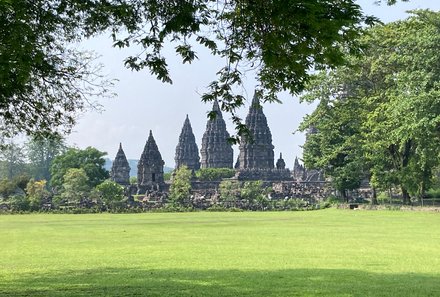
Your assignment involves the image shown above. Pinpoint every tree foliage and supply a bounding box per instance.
[301,10,440,203]
[169,166,192,206]
[1,0,385,139]
[26,134,66,182]
[0,140,28,180]
[219,180,241,202]
[0,0,114,138]
[196,168,235,181]
[50,147,109,189]
[95,180,124,205]
[61,168,90,204]
[26,179,49,210]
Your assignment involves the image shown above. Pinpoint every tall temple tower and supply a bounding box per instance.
[137,130,165,193]
[237,92,275,169]
[110,143,131,186]
[175,115,200,171]
[200,100,233,168]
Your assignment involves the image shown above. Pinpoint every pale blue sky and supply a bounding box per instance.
[67,0,440,168]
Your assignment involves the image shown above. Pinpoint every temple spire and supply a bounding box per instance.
[175,115,200,170]
[237,90,274,169]
[110,143,130,186]
[137,130,165,193]
[200,100,233,168]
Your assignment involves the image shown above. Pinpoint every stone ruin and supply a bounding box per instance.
[110,90,327,202]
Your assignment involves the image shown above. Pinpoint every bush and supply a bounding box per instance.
[377,191,391,204]
[326,195,341,205]
[219,180,240,203]
[163,173,172,181]
[425,188,440,199]
[95,180,124,206]
[195,168,235,181]
[282,198,307,210]
[0,179,17,198]
[169,166,192,206]
[129,176,138,185]
[9,195,29,211]
[26,179,49,211]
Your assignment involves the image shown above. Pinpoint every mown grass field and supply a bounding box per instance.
[1,209,439,296]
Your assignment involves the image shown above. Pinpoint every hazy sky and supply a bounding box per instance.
[67,0,440,169]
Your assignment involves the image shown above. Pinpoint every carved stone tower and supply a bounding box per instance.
[137,130,165,193]
[237,92,274,169]
[200,100,233,168]
[111,143,131,186]
[175,115,200,171]
[276,153,286,169]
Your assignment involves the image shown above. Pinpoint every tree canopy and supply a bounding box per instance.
[1,0,395,139]
[50,147,108,189]
[300,10,440,203]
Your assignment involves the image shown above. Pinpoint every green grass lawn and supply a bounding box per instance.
[1,209,439,296]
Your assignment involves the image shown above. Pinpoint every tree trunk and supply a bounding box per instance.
[371,188,378,205]
[341,189,348,203]
[402,187,411,205]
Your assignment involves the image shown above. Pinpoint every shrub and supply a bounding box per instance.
[0,179,16,198]
[129,176,138,185]
[195,168,235,181]
[163,173,172,181]
[61,168,91,205]
[169,166,192,206]
[26,179,49,211]
[9,195,29,211]
[95,180,124,206]
[425,188,440,199]
[219,180,240,203]
[326,195,340,205]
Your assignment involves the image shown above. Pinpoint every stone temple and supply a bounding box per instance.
[175,115,200,171]
[235,91,291,181]
[237,92,274,169]
[110,143,130,186]
[110,90,323,194]
[137,130,165,193]
[200,100,233,169]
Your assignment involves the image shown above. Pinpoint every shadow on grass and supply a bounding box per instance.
[1,267,438,297]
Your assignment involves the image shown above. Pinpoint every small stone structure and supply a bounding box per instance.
[276,153,286,169]
[110,143,130,186]
[175,115,201,171]
[292,157,306,181]
[200,100,234,168]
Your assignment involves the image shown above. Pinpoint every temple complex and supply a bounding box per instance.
[175,115,201,171]
[137,130,165,193]
[110,90,324,197]
[110,143,130,186]
[200,100,233,169]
